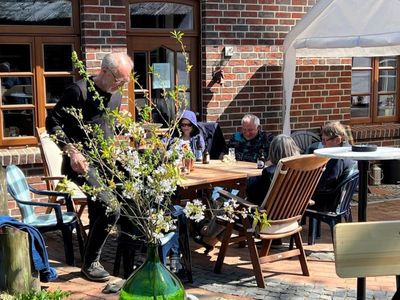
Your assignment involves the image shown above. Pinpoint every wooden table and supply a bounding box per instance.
[177,160,261,199]
[315,146,400,300]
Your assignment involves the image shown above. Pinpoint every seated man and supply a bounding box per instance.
[195,115,274,250]
[312,121,356,211]
[221,114,274,162]
[211,114,274,200]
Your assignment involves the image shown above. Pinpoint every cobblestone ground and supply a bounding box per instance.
[43,193,400,300]
[189,265,395,300]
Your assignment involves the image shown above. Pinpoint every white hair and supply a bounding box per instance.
[241,114,260,127]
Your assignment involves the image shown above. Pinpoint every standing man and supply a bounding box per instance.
[223,114,274,162]
[46,52,133,282]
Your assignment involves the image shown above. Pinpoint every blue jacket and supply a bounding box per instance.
[0,216,57,282]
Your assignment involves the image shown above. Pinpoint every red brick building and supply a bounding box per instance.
[1,0,399,216]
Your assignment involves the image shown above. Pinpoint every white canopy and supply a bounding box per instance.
[282,0,400,134]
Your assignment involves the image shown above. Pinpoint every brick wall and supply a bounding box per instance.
[291,60,352,131]
[201,0,322,137]
[80,0,130,110]
[351,124,400,147]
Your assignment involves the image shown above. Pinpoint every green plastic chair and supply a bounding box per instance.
[6,164,83,266]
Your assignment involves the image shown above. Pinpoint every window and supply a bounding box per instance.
[0,37,79,146]
[127,0,200,119]
[351,56,399,124]
[0,0,72,26]
[130,2,193,29]
[0,0,80,147]
[0,1,79,147]
[0,0,79,34]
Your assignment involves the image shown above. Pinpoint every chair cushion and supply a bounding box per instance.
[27,212,76,227]
[259,219,299,234]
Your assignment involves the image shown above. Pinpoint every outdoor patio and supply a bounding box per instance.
[41,191,400,300]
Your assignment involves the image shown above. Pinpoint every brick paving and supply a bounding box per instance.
[43,197,400,300]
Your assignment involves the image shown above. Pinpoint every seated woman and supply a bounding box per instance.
[173,110,205,160]
[194,134,300,252]
[312,121,356,211]
[246,134,301,206]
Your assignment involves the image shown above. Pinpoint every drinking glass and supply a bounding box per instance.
[229,148,235,159]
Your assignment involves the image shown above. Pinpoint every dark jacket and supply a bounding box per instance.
[315,158,356,193]
[46,79,121,149]
[246,164,276,206]
[226,131,274,163]
[314,142,356,193]
[46,79,121,180]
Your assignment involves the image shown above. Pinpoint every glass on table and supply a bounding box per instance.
[228,148,236,160]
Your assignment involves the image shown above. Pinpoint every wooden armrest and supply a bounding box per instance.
[218,189,258,208]
[41,176,65,181]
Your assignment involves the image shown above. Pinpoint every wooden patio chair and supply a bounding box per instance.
[35,127,88,241]
[213,154,330,288]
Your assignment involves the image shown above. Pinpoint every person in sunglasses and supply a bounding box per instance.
[175,110,205,159]
[311,121,356,210]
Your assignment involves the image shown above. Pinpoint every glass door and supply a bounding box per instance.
[128,36,198,125]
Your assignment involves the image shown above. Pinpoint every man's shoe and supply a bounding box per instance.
[82,261,110,282]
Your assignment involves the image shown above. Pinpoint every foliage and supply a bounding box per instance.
[181,143,195,160]
[0,289,70,300]
[56,31,269,245]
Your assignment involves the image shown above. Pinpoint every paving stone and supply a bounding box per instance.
[41,198,400,299]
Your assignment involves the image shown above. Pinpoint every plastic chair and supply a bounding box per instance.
[291,130,321,154]
[305,170,359,244]
[6,164,84,266]
[113,205,193,283]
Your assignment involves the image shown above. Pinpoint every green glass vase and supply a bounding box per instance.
[119,243,186,300]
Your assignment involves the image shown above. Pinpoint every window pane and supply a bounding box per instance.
[353,57,371,68]
[44,45,73,71]
[45,77,73,104]
[133,52,148,90]
[179,91,190,109]
[0,0,72,26]
[130,2,193,29]
[150,46,174,90]
[3,109,34,137]
[351,71,371,94]
[378,94,396,116]
[351,95,370,118]
[379,70,396,92]
[0,44,31,72]
[1,77,33,105]
[177,52,190,89]
[379,57,396,68]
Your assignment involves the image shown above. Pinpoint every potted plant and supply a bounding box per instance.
[57,31,269,299]
[181,143,195,172]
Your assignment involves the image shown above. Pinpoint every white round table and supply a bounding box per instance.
[314,146,400,300]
